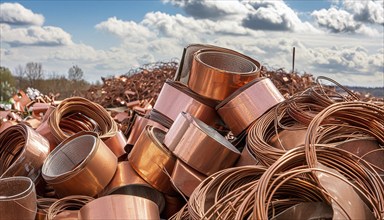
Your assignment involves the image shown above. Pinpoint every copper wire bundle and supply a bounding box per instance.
[45,195,94,220]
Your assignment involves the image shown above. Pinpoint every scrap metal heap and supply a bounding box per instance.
[0,44,383,220]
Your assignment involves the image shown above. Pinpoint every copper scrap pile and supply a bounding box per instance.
[0,44,383,220]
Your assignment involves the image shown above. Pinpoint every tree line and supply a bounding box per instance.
[1,62,91,102]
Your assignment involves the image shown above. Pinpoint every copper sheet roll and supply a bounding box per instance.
[0,120,17,134]
[128,125,176,195]
[0,124,50,182]
[79,195,160,220]
[188,49,261,101]
[235,144,260,167]
[216,78,285,136]
[171,159,206,197]
[170,112,240,176]
[149,109,174,129]
[102,130,127,158]
[42,131,117,198]
[36,198,58,220]
[0,176,37,220]
[268,127,307,150]
[153,80,220,127]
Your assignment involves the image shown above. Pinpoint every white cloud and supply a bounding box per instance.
[1,23,73,46]
[343,0,384,25]
[0,2,44,26]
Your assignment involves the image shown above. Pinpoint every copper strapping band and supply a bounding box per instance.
[188,49,261,101]
[153,80,220,127]
[216,78,285,136]
[128,125,177,195]
[235,144,260,167]
[0,124,50,182]
[0,176,37,220]
[171,159,206,197]
[102,130,127,158]
[42,131,117,198]
[169,112,240,176]
[79,195,160,219]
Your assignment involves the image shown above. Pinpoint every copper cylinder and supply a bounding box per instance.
[102,129,127,158]
[0,176,37,220]
[171,159,206,197]
[79,195,160,219]
[42,131,117,198]
[189,49,261,101]
[170,112,240,176]
[216,78,285,136]
[129,125,177,195]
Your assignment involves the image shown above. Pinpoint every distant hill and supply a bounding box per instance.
[345,86,384,98]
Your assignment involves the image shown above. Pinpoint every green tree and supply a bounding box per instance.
[68,65,84,81]
[0,67,16,101]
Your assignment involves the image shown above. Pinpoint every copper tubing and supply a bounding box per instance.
[170,112,240,176]
[0,124,50,182]
[78,195,160,220]
[46,195,94,220]
[188,49,261,101]
[171,159,206,197]
[0,176,37,220]
[216,78,285,136]
[128,125,177,195]
[42,131,117,198]
[102,129,127,158]
[153,80,220,127]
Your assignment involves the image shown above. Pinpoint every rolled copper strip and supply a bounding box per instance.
[171,159,206,197]
[126,113,168,147]
[0,176,37,220]
[171,112,240,176]
[100,161,149,196]
[270,202,333,220]
[79,195,160,220]
[52,210,79,220]
[189,49,261,101]
[235,144,260,167]
[0,124,50,182]
[149,108,173,128]
[268,126,307,150]
[153,79,220,127]
[42,131,117,198]
[46,195,93,220]
[163,110,191,151]
[129,125,176,195]
[102,129,127,158]
[0,120,17,134]
[35,198,58,220]
[216,77,285,136]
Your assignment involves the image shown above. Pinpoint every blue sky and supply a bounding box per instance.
[1,0,383,87]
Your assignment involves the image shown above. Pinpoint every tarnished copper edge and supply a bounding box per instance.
[79,195,160,220]
[0,176,37,220]
[172,112,240,176]
[102,129,127,158]
[153,80,219,126]
[217,78,285,136]
[235,144,260,167]
[126,114,168,146]
[188,48,261,101]
[100,161,149,196]
[0,124,50,183]
[42,131,117,198]
[171,159,206,197]
[128,125,177,195]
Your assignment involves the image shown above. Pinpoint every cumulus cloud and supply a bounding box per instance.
[343,0,384,25]
[0,2,44,26]
[1,23,73,46]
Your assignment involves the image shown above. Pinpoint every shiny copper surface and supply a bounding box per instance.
[0,176,37,220]
[269,127,307,150]
[217,78,285,136]
[12,90,31,112]
[128,125,177,195]
[79,195,160,220]
[171,112,240,176]
[235,144,260,167]
[30,102,50,119]
[188,49,261,101]
[270,202,333,220]
[42,131,117,198]
[163,111,191,151]
[0,120,17,134]
[153,80,220,126]
[171,159,206,197]
[102,129,127,158]
[0,124,50,182]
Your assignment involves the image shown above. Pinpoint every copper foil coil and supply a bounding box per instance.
[102,129,127,158]
[126,113,168,148]
[153,79,220,127]
[149,108,174,129]
[188,49,261,101]
[128,125,177,195]
[235,144,260,167]
[42,131,117,198]
[216,77,285,136]
[0,124,50,182]
[270,202,333,220]
[78,195,160,220]
[171,159,206,197]
[268,126,307,150]
[0,176,37,220]
[169,112,240,176]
